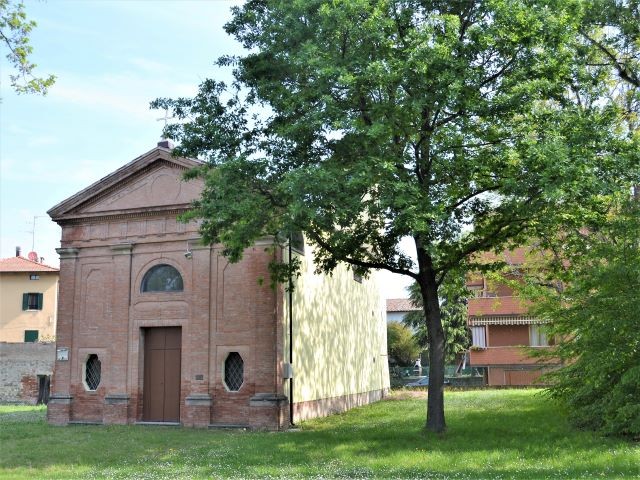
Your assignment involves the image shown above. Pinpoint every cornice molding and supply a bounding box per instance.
[56,247,80,259]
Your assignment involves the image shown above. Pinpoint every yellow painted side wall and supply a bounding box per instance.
[0,272,58,342]
[284,247,389,403]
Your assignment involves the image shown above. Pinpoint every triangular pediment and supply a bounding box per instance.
[48,147,203,222]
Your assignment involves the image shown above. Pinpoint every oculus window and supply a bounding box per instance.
[141,264,183,293]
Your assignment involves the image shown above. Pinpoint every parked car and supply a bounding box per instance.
[406,376,429,387]
[405,376,451,387]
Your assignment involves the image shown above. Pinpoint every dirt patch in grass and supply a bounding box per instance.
[386,389,427,400]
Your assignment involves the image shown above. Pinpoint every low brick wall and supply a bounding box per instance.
[0,342,55,404]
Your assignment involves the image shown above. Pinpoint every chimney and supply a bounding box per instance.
[157,139,174,149]
[15,246,21,257]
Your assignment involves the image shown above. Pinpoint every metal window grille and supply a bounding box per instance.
[224,352,244,391]
[85,354,101,390]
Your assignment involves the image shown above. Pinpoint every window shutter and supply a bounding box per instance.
[24,330,39,342]
[37,293,43,310]
[22,293,28,310]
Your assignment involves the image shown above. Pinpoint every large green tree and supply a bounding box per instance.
[153,0,632,432]
[0,0,55,94]
[387,321,421,367]
[509,1,639,437]
[518,197,640,437]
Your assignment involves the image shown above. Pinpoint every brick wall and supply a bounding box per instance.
[0,342,55,403]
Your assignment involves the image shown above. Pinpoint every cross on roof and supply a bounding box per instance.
[156,109,175,129]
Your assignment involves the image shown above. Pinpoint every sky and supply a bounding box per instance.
[0,0,413,299]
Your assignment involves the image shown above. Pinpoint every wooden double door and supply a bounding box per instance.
[143,327,182,422]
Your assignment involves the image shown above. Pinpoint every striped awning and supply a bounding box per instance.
[469,315,547,326]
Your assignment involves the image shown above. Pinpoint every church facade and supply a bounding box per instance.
[47,143,389,429]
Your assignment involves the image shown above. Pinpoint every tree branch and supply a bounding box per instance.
[581,30,640,88]
[444,185,502,213]
[305,229,419,279]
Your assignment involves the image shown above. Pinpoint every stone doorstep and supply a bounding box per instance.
[135,421,181,426]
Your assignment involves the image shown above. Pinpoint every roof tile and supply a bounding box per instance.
[0,256,59,273]
[386,298,420,312]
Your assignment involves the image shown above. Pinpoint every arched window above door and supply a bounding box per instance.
[141,264,183,293]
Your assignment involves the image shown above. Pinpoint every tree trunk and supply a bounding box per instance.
[416,242,447,433]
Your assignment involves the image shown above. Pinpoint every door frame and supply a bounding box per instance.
[142,326,182,422]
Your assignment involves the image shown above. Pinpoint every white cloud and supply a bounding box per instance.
[127,57,172,75]
[0,155,119,186]
[28,135,60,147]
[47,71,199,121]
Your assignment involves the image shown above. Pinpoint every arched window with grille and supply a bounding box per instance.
[84,354,101,391]
[224,352,244,391]
[141,264,183,293]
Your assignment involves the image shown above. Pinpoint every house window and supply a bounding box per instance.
[24,330,39,342]
[84,354,102,391]
[29,274,40,280]
[468,286,482,297]
[224,352,244,391]
[22,293,43,310]
[290,231,305,254]
[530,324,548,347]
[471,326,487,348]
[141,264,183,293]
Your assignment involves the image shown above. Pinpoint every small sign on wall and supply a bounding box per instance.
[56,347,69,361]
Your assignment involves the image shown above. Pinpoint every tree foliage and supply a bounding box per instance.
[0,0,55,95]
[387,321,421,367]
[579,1,639,151]
[505,2,640,437]
[404,274,470,364]
[153,0,635,432]
[518,197,640,437]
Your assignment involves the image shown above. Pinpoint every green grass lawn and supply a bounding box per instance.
[0,390,638,479]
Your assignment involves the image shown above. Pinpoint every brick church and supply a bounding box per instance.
[47,142,389,429]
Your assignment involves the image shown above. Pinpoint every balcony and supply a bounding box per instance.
[469,346,555,366]
[468,296,531,317]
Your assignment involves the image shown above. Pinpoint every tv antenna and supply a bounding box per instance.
[25,215,46,252]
